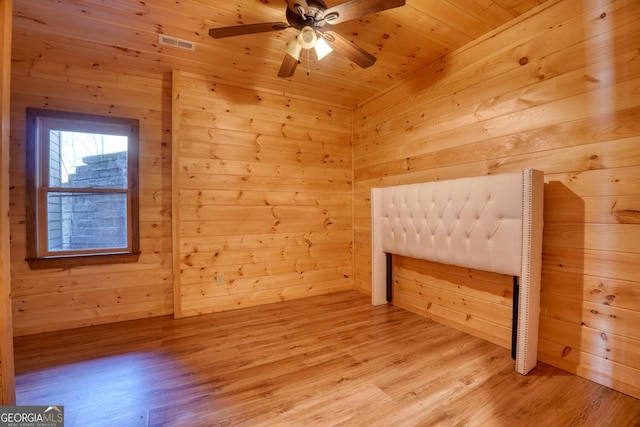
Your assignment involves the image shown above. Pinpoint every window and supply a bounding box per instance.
[25,108,140,269]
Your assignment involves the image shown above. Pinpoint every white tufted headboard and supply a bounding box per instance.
[371,169,544,374]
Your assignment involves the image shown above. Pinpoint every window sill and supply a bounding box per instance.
[26,252,141,270]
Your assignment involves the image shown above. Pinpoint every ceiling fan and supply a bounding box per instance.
[208,0,406,78]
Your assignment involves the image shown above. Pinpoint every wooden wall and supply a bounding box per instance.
[6,0,639,403]
[9,63,174,335]
[0,0,15,404]
[172,71,353,317]
[353,0,640,398]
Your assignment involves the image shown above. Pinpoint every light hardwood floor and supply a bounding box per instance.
[13,291,640,426]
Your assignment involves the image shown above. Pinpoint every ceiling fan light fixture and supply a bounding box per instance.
[285,38,303,60]
[314,37,333,60]
[297,26,317,49]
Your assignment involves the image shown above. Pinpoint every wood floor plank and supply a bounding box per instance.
[13,291,640,426]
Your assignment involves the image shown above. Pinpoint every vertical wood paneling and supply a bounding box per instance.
[172,71,353,316]
[0,0,16,404]
[353,0,640,398]
[9,63,173,336]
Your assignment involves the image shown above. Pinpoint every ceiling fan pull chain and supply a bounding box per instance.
[306,49,311,76]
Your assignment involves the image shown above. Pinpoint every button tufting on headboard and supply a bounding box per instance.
[379,173,523,276]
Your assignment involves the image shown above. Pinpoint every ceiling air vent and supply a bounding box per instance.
[158,34,196,51]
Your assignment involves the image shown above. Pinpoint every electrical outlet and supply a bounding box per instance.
[216,273,224,286]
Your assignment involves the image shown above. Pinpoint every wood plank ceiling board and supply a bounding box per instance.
[11,0,549,108]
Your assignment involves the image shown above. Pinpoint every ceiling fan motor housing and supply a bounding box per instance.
[285,0,329,29]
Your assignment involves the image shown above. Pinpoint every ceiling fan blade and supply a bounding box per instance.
[208,22,290,39]
[322,31,376,69]
[285,0,310,15]
[278,53,299,78]
[323,0,405,25]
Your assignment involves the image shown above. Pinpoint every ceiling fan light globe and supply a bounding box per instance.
[314,37,333,60]
[285,39,302,60]
[297,26,317,49]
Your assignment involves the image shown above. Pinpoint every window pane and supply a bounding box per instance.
[47,192,128,251]
[49,130,128,189]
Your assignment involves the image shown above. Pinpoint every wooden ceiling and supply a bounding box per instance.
[11,0,547,108]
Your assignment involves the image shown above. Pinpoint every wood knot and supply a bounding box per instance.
[612,210,640,224]
[519,57,528,66]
